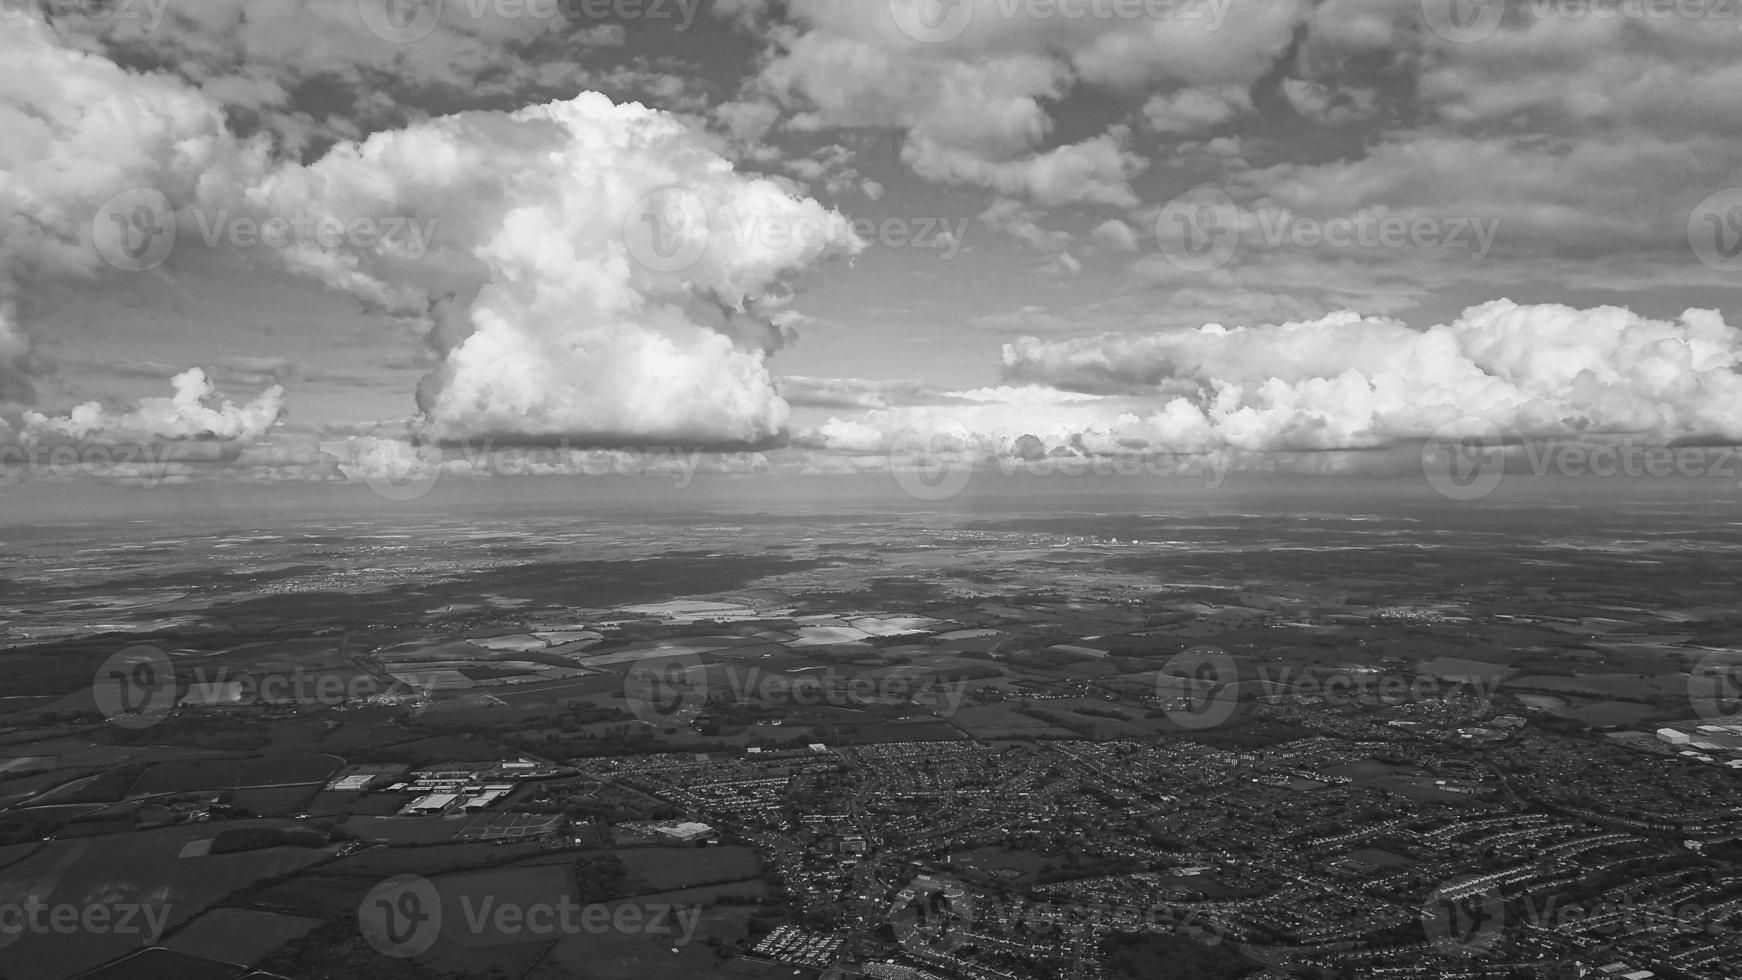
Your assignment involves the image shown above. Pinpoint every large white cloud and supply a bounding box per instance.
[0,16,269,403]
[803,301,1742,460]
[256,93,864,444]
[5,13,861,448]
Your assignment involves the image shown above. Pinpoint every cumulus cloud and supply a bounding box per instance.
[0,16,268,404]
[21,369,286,444]
[799,301,1742,465]
[999,301,1742,449]
[254,93,863,445]
[8,11,862,449]
[1091,219,1141,254]
[1142,87,1249,134]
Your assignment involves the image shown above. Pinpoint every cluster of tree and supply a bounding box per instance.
[521,700,633,732]
[100,715,272,751]
[572,853,631,902]
[209,824,330,854]
[0,813,66,845]
[256,914,469,980]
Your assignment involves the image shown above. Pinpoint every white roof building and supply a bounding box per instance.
[406,793,458,813]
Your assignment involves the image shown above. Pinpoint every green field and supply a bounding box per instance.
[162,907,323,967]
[0,820,338,980]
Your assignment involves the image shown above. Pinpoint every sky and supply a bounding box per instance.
[3,0,1742,507]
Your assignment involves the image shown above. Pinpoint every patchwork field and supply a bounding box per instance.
[0,820,338,980]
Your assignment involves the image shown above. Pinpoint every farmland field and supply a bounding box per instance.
[0,820,339,980]
[129,754,342,794]
[162,907,323,966]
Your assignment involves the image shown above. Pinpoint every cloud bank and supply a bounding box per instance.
[802,301,1742,459]
[21,369,285,444]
